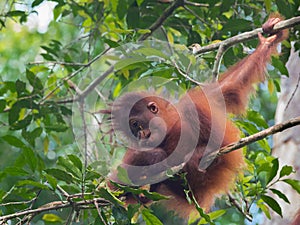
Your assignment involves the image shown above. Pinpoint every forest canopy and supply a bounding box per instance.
[0,1,300,225]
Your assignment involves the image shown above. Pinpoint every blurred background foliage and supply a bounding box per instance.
[0,0,299,224]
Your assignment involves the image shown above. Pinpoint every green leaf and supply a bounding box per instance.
[112,206,130,225]
[104,39,120,48]
[198,210,226,224]
[261,195,282,217]
[26,69,44,91]
[0,99,6,112]
[2,135,26,148]
[57,156,82,179]
[264,0,272,12]
[116,166,131,184]
[279,165,294,178]
[85,170,101,180]
[267,158,279,184]
[5,167,29,176]
[42,214,62,222]
[136,0,144,6]
[207,210,226,220]
[32,0,44,8]
[45,124,69,132]
[17,180,48,189]
[60,105,72,116]
[9,99,38,125]
[112,182,168,201]
[15,79,27,96]
[272,56,289,76]
[270,188,290,204]
[44,173,57,190]
[135,47,168,60]
[8,102,22,125]
[45,168,73,184]
[114,57,148,71]
[68,155,82,172]
[6,10,25,17]
[41,46,59,57]
[23,147,37,172]
[127,204,140,220]
[247,110,268,128]
[142,208,163,225]
[12,115,33,130]
[283,179,300,194]
[117,0,128,19]
[258,199,271,219]
[97,187,124,206]
[126,6,140,28]
[41,53,56,61]
[222,19,252,35]
[0,19,5,28]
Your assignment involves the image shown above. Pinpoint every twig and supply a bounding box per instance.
[138,0,184,41]
[212,43,226,80]
[39,47,111,104]
[217,116,300,157]
[183,5,209,26]
[228,194,253,222]
[94,199,108,225]
[74,65,114,101]
[184,0,209,7]
[0,198,109,223]
[172,60,204,85]
[57,185,70,199]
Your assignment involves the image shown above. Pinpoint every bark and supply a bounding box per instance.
[264,45,300,224]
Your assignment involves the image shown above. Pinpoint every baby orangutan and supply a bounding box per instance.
[108,14,288,218]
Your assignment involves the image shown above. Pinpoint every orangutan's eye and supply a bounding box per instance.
[147,102,158,114]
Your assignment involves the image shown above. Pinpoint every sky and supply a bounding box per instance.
[18,1,57,33]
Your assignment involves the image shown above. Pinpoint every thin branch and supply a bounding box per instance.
[212,43,226,80]
[0,198,109,223]
[184,0,209,7]
[138,0,184,41]
[228,193,253,222]
[193,16,300,55]
[172,60,204,86]
[39,47,111,104]
[94,199,108,225]
[75,65,114,101]
[55,16,300,106]
[27,61,87,67]
[183,5,209,26]
[217,116,300,157]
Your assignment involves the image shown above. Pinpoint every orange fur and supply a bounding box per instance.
[109,15,288,218]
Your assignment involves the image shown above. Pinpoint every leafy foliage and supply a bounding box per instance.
[0,0,299,225]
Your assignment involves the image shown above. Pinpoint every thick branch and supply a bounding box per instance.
[217,116,300,157]
[194,16,300,55]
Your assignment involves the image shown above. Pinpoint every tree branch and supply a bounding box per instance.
[217,116,300,157]
[193,16,300,55]
[138,0,184,41]
[1,117,300,223]
[0,198,109,223]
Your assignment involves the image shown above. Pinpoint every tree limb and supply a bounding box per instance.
[193,16,300,55]
[217,116,300,157]
[0,198,109,223]
[1,116,299,223]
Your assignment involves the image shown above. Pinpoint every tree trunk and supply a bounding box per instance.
[264,46,300,224]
